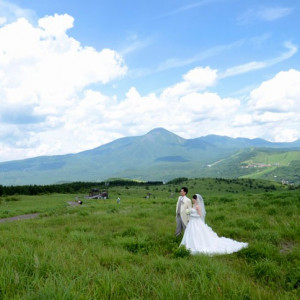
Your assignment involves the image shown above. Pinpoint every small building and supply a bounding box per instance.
[86,188,109,199]
[89,188,100,197]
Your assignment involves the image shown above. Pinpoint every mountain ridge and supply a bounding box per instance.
[0,128,299,185]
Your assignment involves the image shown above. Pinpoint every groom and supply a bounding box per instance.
[175,187,192,237]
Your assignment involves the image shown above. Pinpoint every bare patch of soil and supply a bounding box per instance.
[0,201,81,223]
[0,213,40,223]
[280,241,295,253]
[67,201,80,206]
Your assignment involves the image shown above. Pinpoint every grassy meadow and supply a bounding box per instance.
[0,178,299,299]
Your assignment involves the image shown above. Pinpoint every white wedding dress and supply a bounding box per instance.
[180,208,248,255]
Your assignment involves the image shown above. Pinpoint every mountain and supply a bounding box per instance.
[0,127,300,185]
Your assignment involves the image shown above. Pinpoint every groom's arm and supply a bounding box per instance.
[175,198,180,214]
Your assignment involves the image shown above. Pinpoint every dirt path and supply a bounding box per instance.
[0,213,40,223]
[67,201,80,206]
[0,201,82,224]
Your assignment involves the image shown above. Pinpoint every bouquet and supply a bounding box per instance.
[186,208,191,215]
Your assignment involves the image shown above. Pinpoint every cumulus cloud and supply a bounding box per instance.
[179,93,239,119]
[0,14,127,114]
[161,66,218,99]
[248,69,300,112]
[38,13,74,36]
[0,13,127,160]
[230,69,300,142]
[0,14,127,110]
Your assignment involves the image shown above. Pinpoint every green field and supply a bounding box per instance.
[0,178,299,299]
[243,150,300,166]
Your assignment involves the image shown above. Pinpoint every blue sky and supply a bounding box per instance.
[0,0,299,162]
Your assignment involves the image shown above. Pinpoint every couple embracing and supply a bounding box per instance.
[176,187,248,255]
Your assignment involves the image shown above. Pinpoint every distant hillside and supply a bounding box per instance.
[202,148,300,184]
[0,128,299,185]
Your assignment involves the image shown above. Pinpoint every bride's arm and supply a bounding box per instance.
[195,205,202,217]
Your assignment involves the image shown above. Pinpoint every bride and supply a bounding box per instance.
[180,194,248,255]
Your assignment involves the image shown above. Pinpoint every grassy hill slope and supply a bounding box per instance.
[202,148,300,184]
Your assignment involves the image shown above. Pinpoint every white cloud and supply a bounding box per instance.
[161,66,217,99]
[0,14,127,112]
[220,61,265,78]
[130,39,244,78]
[0,16,6,25]
[238,6,293,24]
[254,112,296,124]
[227,69,300,142]
[220,42,297,78]
[0,13,127,160]
[0,0,36,24]
[160,0,218,17]
[120,35,154,56]
[232,114,253,126]
[248,69,300,112]
[257,6,293,22]
[272,128,299,143]
[38,13,74,36]
[179,93,239,119]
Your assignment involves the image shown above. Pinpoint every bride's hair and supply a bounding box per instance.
[194,194,206,222]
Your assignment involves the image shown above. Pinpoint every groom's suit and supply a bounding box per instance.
[176,195,192,236]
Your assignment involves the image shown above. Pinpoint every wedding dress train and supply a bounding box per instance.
[180,208,248,255]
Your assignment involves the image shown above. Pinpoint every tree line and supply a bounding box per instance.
[0,180,163,196]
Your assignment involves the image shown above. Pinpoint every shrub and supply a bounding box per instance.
[219,197,233,203]
[253,200,266,208]
[77,210,90,217]
[267,207,277,215]
[106,206,119,214]
[121,227,139,237]
[238,242,279,262]
[151,234,179,255]
[167,177,188,185]
[214,214,225,221]
[285,265,300,290]
[5,196,20,202]
[123,239,152,254]
[253,259,281,283]
[172,245,191,258]
[254,230,281,246]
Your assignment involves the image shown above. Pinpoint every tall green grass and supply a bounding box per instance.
[0,179,299,299]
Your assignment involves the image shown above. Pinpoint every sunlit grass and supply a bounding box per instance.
[0,179,299,299]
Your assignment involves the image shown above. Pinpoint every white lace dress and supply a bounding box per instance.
[180,208,248,255]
